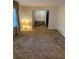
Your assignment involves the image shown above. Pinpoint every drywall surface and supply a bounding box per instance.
[19,6,57,29]
[56,4,65,36]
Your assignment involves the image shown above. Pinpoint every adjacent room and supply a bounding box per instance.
[13,0,65,59]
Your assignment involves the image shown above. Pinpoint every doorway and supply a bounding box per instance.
[46,11,49,27]
[32,10,49,27]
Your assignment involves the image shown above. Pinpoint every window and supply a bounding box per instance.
[13,8,17,28]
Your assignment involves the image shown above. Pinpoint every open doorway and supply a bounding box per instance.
[32,10,49,28]
[46,11,49,27]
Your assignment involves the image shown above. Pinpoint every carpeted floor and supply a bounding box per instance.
[13,27,65,59]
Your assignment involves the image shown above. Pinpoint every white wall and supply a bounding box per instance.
[56,4,65,36]
[19,6,57,29]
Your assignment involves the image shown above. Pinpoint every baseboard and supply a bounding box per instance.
[56,29,65,38]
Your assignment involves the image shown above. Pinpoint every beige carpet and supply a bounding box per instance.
[14,27,65,59]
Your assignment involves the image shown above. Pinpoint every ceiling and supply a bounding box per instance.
[15,0,65,7]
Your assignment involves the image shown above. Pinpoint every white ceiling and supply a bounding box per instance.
[15,0,65,7]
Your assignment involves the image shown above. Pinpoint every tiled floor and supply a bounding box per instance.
[13,27,65,59]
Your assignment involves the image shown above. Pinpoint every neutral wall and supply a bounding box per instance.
[56,4,65,36]
[19,6,57,29]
